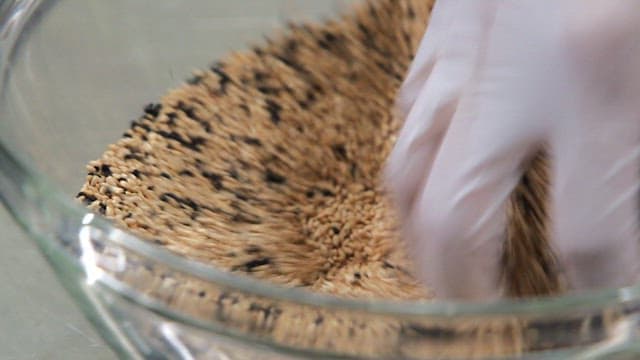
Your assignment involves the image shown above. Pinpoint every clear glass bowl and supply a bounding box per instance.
[2,0,640,359]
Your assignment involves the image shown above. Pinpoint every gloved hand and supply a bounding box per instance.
[386,0,640,300]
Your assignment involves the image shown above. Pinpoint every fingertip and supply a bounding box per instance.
[551,115,640,292]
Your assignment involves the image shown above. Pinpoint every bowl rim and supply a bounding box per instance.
[1,0,639,320]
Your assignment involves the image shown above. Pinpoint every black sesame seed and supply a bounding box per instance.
[179,104,198,120]
[253,47,265,56]
[265,169,286,184]
[368,2,377,18]
[99,164,112,177]
[306,90,317,103]
[358,22,372,39]
[286,39,298,52]
[159,192,200,212]
[248,303,278,320]
[239,103,251,115]
[155,130,206,152]
[231,213,262,225]
[187,75,203,85]
[144,103,162,118]
[320,189,334,197]
[274,53,309,75]
[407,5,416,19]
[245,245,262,254]
[311,83,323,93]
[202,171,224,190]
[243,137,262,146]
[124,153,144,161]
[76,191,89,199]
[200,121,212,133]
[265,99,282,124]
[131,121,151,132]
[77,192,97,204]
[234,192,249,201]
[332,144,348,160]
[324,31,337,43]
[243,258,271,271]
[254,71,268,82]
[210,65,231,94]
[257,86,281,95]
[317,38,331,50]
[402,324,458,340]
[166,112,178,126]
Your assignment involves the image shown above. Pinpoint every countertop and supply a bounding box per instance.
[0,206,115,359]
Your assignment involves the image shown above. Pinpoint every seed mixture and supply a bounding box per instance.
[77,0,570,357]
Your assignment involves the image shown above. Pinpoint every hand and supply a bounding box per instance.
[386,0,640,300]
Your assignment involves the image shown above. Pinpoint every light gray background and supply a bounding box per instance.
[0,1,358,359]
[0,206,113,359]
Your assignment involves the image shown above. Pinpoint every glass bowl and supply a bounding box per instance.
[1,0,640,358]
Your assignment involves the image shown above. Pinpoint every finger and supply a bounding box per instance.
[405,4,552,299]
[551,114,640,291]
[395,0,456,118]
[387,1,499,217]
[387,60,468,218]
[396,0,500,119]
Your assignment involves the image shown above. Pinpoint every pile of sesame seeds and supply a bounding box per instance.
[79,0,434,301]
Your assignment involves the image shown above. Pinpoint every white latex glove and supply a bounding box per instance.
[387,0,640,300]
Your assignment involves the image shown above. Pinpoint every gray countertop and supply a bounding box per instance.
[0,206,115,359]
